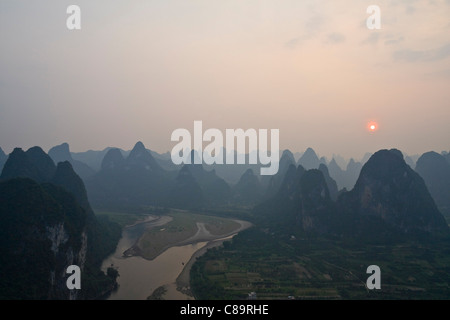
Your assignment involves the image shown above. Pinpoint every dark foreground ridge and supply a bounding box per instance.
[0,147,121,299]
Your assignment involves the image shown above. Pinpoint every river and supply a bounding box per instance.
[101,215,250,300]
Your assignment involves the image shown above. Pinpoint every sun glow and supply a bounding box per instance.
[367,121,378,132]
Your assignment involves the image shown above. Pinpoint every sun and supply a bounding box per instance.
[367,121,378,132]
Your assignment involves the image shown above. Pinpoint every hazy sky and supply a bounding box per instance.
[1,0,449,160]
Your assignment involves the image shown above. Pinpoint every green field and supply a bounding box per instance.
[191,227,450,300]
[137,212,241,260]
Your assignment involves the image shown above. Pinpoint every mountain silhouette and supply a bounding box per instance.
[319,163,339,201]
[345,158,362,188]
[326,157,362,190]
[256,148,448,238]
[86,141,173,209]
[25,146,57,181]
[177,151,231,205]
[337,149,449,236]
[298,169,334,233]
[415,151,450,218]
[361,152,373,165]
[71,147,126,171]
[0,147,51,183]
[298,147,320,170]
[0,147,7,173]
[443,151,450,165]
[101,148,126,171]
[264,149,296,196]
[51,161,91,210]
[255,163,333,233]
[327,158,345,189]
[125,141,163,173]
[48,143,95,179]
[405,155,416,168]
[169,165,204,209]
[0,178,88,299]
[0,147,121,299]
[232,168,263,204]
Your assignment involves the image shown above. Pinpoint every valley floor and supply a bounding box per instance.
[98,209,253,300]
[130,211,251,260]
[191,227,450,300]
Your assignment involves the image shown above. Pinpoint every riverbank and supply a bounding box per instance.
[122,215,173,257]
[176,220,252,298]
[102,212,251,300]
[124,214,162,228]
[128,212,249,260]
[172,219,252,248]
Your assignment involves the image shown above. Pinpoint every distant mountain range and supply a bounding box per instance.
[61,145,375,187]
[85,142,173,209]
[1,143,447,213]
